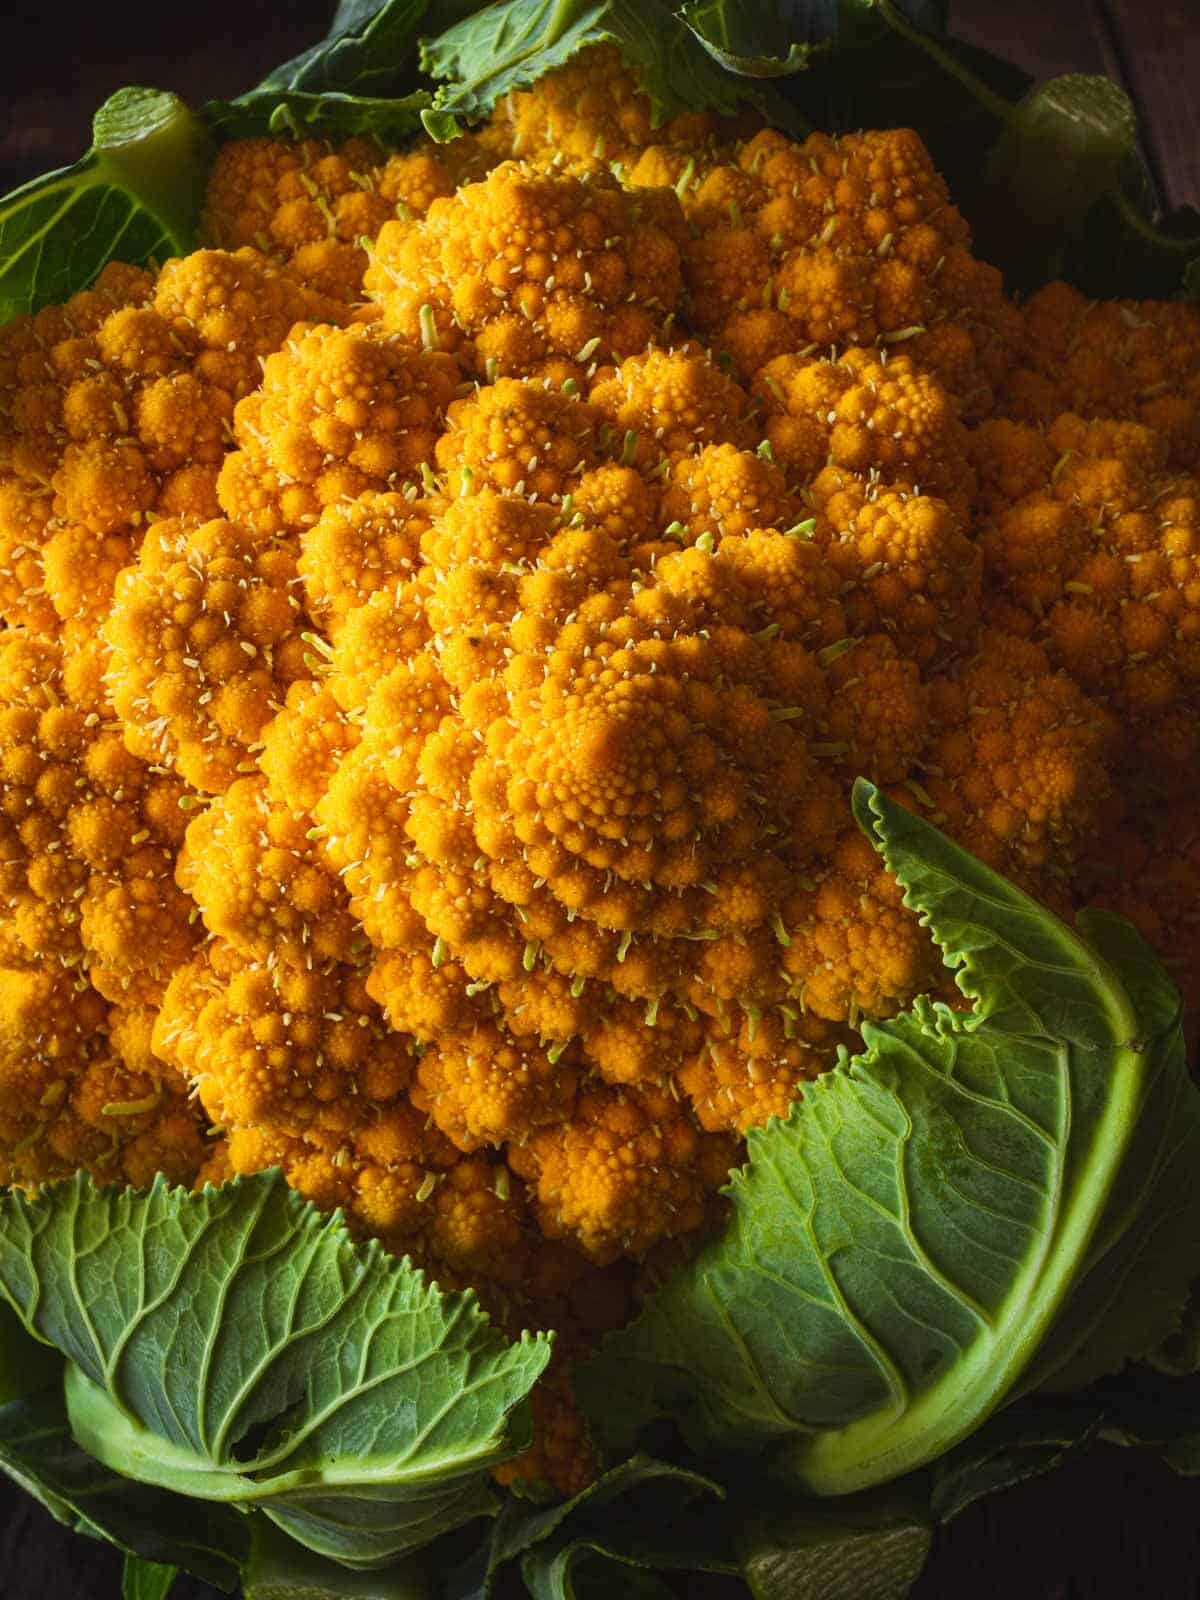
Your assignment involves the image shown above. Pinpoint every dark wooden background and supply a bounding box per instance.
[1,1,1199,1595]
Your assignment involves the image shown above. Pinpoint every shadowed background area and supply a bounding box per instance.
[0,0,1197,1595]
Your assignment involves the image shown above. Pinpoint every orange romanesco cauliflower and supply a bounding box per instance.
[4,72,1199,1502]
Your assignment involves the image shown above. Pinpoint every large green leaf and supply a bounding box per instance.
[579,780,1167,1496]
[1016,912,1200,1395]
[0,1297,240,1587]
[0,88,210,322]
[205,0,436,141]
[420,0,796,128]
[0,1169,550,1569]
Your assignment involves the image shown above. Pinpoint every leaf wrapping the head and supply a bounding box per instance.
[578,781,1188,1498]
[0,1169,550,1569]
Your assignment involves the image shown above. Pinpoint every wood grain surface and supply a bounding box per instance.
[0,2,1198,1596]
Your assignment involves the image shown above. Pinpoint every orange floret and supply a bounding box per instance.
[660,441,801,544]
[133,372,231,473]
[367,946,487,1043]
[155,941,414,1146]
[588,345,752,463]
[979,414,1200,721]
[492,1354,599,1499]
[0,475,57,632]
[201,137,308,249]
[52,437,156,534]
[678,1009,848,1133]
[299,490,439,632]
[1003,282,1200,470]
[711,525,847,647]
[259,677,359,816]
[153,246,348,401]
[0,952,204,1190]
[569,463,660,548]
[203,136,437,302]
[0,261,154,480]
[74,737,198,1004]
[812,481,981,663]
[220,1095,465,1244]
[325,581,434,709]
[782,825,939,1022]
[668,126,1016,413]
[367,161,684,380]
[221,322,458,531]
[177,775,358,963]
[0,631,97,955]
[426,1152,530,1284]
[823,633,927,785]
[969,417,1057,513]
[103,516,309,791]
[413,1021,580,1153]
[753,348,975,517]
[581,996,704,1088]
[0,956,107,1161]
[491,43,719,174]
[435,378,604,503]
[378,144,462,216]
[0,629,199,996]
[923,632,1119,888]
[511,1083,737,1263]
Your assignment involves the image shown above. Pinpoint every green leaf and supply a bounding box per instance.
[677,0,950,79]
[737,1485,932,1600]
[579,780,1158,1497]
[241,1516,436,1599]
[0,1299,60,1405]
[984,73,1134,229]
[452,1456,731,1600]
[0,1389,246,1589]
[122,1554,179,1600]
[1152,1281,1200,1378]
[973,72,1200,292]
[257,0,430,95]
[205,0,437,141]
[522,1546,675,1600]
[1016,912,1200,1395]
[420,0,795,127]
[678,1,820,79]
[0,87,211,322]
[927,1399,1103,1523]
[0,1169,550,1569]
[205,90,433,143]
